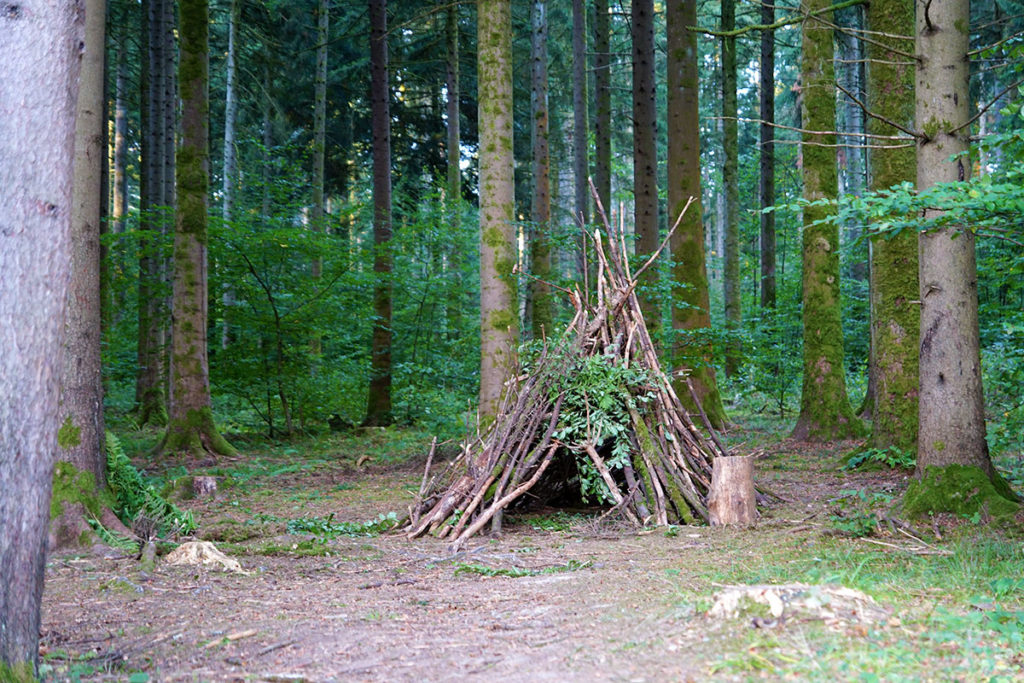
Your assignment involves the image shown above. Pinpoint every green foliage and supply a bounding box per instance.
[453,559,592,578]
[828,488,894,537]
[843,446,915,471]
[903,464,1020,519]
[105,432,197,537]
[286,511,398,539]
[527,511,591,532]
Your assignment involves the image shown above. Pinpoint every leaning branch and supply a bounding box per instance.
[689,0,865,37]
[834,83,920,139]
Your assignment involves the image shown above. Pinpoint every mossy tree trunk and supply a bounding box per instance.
[365,0,394,426]
[759,0,776,309]
[530,0,553,339]
[666,0,728,428]
[593,0,611,219]
[478,0,518,421]
[0,1,83,674]
[914,0,998,480]
[865,0,918,452]
[791,0,862,441]
[62,0,107,490]
[632,0,659,327]
[161,0,236,458]
[721,0,741,377]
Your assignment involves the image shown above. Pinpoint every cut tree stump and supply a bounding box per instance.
[707,455,757,526]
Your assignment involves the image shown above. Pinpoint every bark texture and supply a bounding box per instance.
[759,0,776,308]
[915,0,991,475]
[365,0,394,426]
[62,0,108,489]
[866,0,918,452]
[161,0,235,457]
[220,0,239,349]
[477,0,518,420]
[666,0,728,428]
[530,0,553,338]
[572,0,590,232]
[721,0,741,376]
[0,1,83,673]
[593,0,611,218]
[632,0,658,323]
[792,0,862,441]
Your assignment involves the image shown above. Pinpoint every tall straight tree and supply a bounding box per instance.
[160,0,236,456]
[477,0,518,420]
[445,3,463,335]
[220,0,240,349]
[365,0,394,426]
[572,0,589,234]
[61,0,107,488]
[310,0,328,361]
[0,2,82,675]
[721,0,741,376]
[593,0,612,216]
[632,0,658,322]
[759,1,776,308]
[792,0,862,440]
[865,0,918,451]
[666,0,728,427]
[911,0,1011,503]
[530,0,553,338]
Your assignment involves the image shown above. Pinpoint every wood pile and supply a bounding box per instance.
[406,200,727,547]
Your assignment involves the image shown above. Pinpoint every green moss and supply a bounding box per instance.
[50,461,109,520]
[57,415,81,450]
[0,661,37,683]
[486,308,516,332]
[903,464,1020,518]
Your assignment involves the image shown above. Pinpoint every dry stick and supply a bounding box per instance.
[452,443,560,549]
[442,473,497,539]
[418,437,438,499]
[583,443,641,525]
[684,378,730,459]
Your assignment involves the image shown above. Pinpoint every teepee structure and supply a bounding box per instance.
[406,200,727,547]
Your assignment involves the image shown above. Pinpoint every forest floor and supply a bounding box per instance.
[39,420,1024,682]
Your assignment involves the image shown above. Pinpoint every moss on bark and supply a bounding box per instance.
[903,465,1019,518]
[160,407,237,457]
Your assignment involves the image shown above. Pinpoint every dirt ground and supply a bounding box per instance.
[39,438,917,682]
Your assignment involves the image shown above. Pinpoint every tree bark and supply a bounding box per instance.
[866,0,918,451]
[161,0,236,457]
[478,0,518,421]
[0,1,83,674]
[530,0,553,339]
[721,0,741,377]
[792,0,862,441]
[593,0,611,219]
[708,456,757,526]
[915,0,990,474]
[759,1,776,309]
[220,0,240,350]
[632,0,658,326]
[667,0,729,428]
[61,0,108,489]
[445,4,463,339]
[365,0,394,426]
[572,0,590,274]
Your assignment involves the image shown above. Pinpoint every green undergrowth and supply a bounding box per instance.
[106,432,196,537]
[903,464,1020,519]
[286,512,399,539]
[453,559,592,578]
[843,445,915,471]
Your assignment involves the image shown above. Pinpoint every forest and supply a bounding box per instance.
[1,0,1024,679]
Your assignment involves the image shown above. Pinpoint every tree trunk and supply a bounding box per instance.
[478,0,518,421]
[721,0,741,377]
[309,0,328,363]
[593,0,611,219]
[112,38,129,238]
[666,0,728,428]
[791,0,862,441]
[161,0,235,457]
[572,0,590,277]
[708,456,757,526]
[632,0,659,327]
[0,2,83,674]
[220,0,239,350]
[915,0,991,476]
[759,1,776,309]
[61,0,107,489]
[530,0,553,339]
[865,0,917,452]
[444,4,463,340]
[365,0,394,426]
[135,0,168,427]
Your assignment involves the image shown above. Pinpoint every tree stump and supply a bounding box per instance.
[193,476,218,498]
[707,456,756,526]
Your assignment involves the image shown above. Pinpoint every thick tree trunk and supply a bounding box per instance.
[530,0,553,339]
[759,1,776,309]
[161,0,235,457]
[632,0,659,326]
[915,0,989,475]
[0,2,82,675]
[721,0,741,377]
[865,0,918,451]
[792,0,862,441]
[593,0,611,219]
[365,0,394,426]
[61,0,108,489]
[666,0,728,428]
[477,0,518,421]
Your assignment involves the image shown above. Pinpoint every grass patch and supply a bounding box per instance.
[286,512,399,539]
[453,559,593,578]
